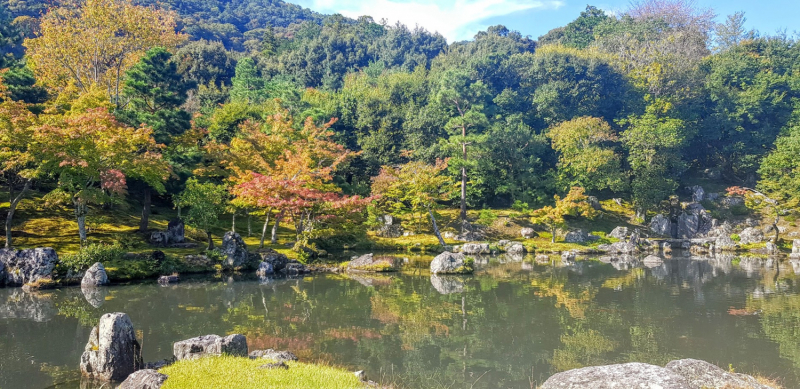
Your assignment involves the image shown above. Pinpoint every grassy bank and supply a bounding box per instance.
[159,355,365,389]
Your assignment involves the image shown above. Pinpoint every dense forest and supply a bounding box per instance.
[1,0,800,249]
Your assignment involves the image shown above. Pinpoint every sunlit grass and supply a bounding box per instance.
[159,356,364,389]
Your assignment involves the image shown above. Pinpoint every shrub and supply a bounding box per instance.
[730,205,750,216]
[476,209,498,226]
[512,200,531,214]
[731,234,741,242]
[60,243,126,273]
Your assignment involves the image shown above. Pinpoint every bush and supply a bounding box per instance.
[512,200,531,214]
[476,209,498,226]
[730,205,750,216]
[731,234,741,242]
[60,243,126,273]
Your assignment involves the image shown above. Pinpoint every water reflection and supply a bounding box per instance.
[0,254,799,389]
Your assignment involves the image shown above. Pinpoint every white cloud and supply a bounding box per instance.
[302,0,565,41]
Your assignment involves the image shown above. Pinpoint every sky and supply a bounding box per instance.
[288,0,800,42]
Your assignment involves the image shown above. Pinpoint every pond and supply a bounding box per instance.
[1,253,800,388]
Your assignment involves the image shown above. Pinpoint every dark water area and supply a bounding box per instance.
[2,253,800,389]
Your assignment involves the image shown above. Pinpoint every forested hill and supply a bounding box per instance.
[1,0,800,220]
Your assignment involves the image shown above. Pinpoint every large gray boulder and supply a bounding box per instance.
[739,227,764,245]
[520,227,537,239]
[0,260,5,286]
[80,313,143,382]
[173,334,248,361]
[608,226,628,240]
[220,232,250,269]
[257,249,289,272]
[564,230,589,243]
[505,242,526,255]
[650,214,672,236]
[791,239,800,258]
[118,369,168,389]
[461,243,490,255]
[665,359,773,389]
[690,185,705,202]
[81,262,109,287]
[347,253,399,272]
[430,252,473,274]
[0,247,58,286]
[256,261,274,277]
[715,235,737,251]
[540,362,692,389]
[167,219,185,243]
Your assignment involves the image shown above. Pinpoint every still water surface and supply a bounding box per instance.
[1,254,800,388]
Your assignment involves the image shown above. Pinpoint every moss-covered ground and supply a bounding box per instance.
[159,355,364,389]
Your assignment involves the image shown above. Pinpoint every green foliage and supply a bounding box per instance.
[120,47,194,144]
[731,234,741,242]
[175,178,228,244]
[476,209,498,226]
[59,243,125,273]
[548,116,627,192]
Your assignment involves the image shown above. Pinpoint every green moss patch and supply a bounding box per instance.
[159,356,364,389]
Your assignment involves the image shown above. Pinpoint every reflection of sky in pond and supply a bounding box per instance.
[1,254,799,388]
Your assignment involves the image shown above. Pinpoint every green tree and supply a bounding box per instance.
[176,178,227,250]
[119,46,194,232]
[621,104,686,215]
[548,117,626,193]
[757,124,800,210]
[434,67,489,223]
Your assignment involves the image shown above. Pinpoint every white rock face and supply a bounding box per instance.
[118,369,168,389]
[80,312,143,382]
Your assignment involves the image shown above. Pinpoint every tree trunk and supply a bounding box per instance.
[77,215,88,244]
[429,208,446,247]
[231,212,236,232]
[139,187,151,233]
[259,210,271,248]
[271,213,283,244]
[247,208,252,237]
[551,227,556,243]
[206,231,214,250]
[5,179,31,248]
[460,127,467,223]
[74,198,88,244]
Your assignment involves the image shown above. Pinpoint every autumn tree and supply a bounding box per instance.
[226,112,366,248]
[24,0,186,103]
[370,160,452,246]
[0,72,40,247]
[531,187,598,243]
[175,178,227,250]
[35,107,169,243]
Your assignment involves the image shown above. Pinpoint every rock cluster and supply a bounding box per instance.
[249,349,298,362]
[540,359,774,389]
[220,231,254,270]
[460,243,490,255]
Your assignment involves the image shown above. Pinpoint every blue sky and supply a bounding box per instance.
[288,0,799,42]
